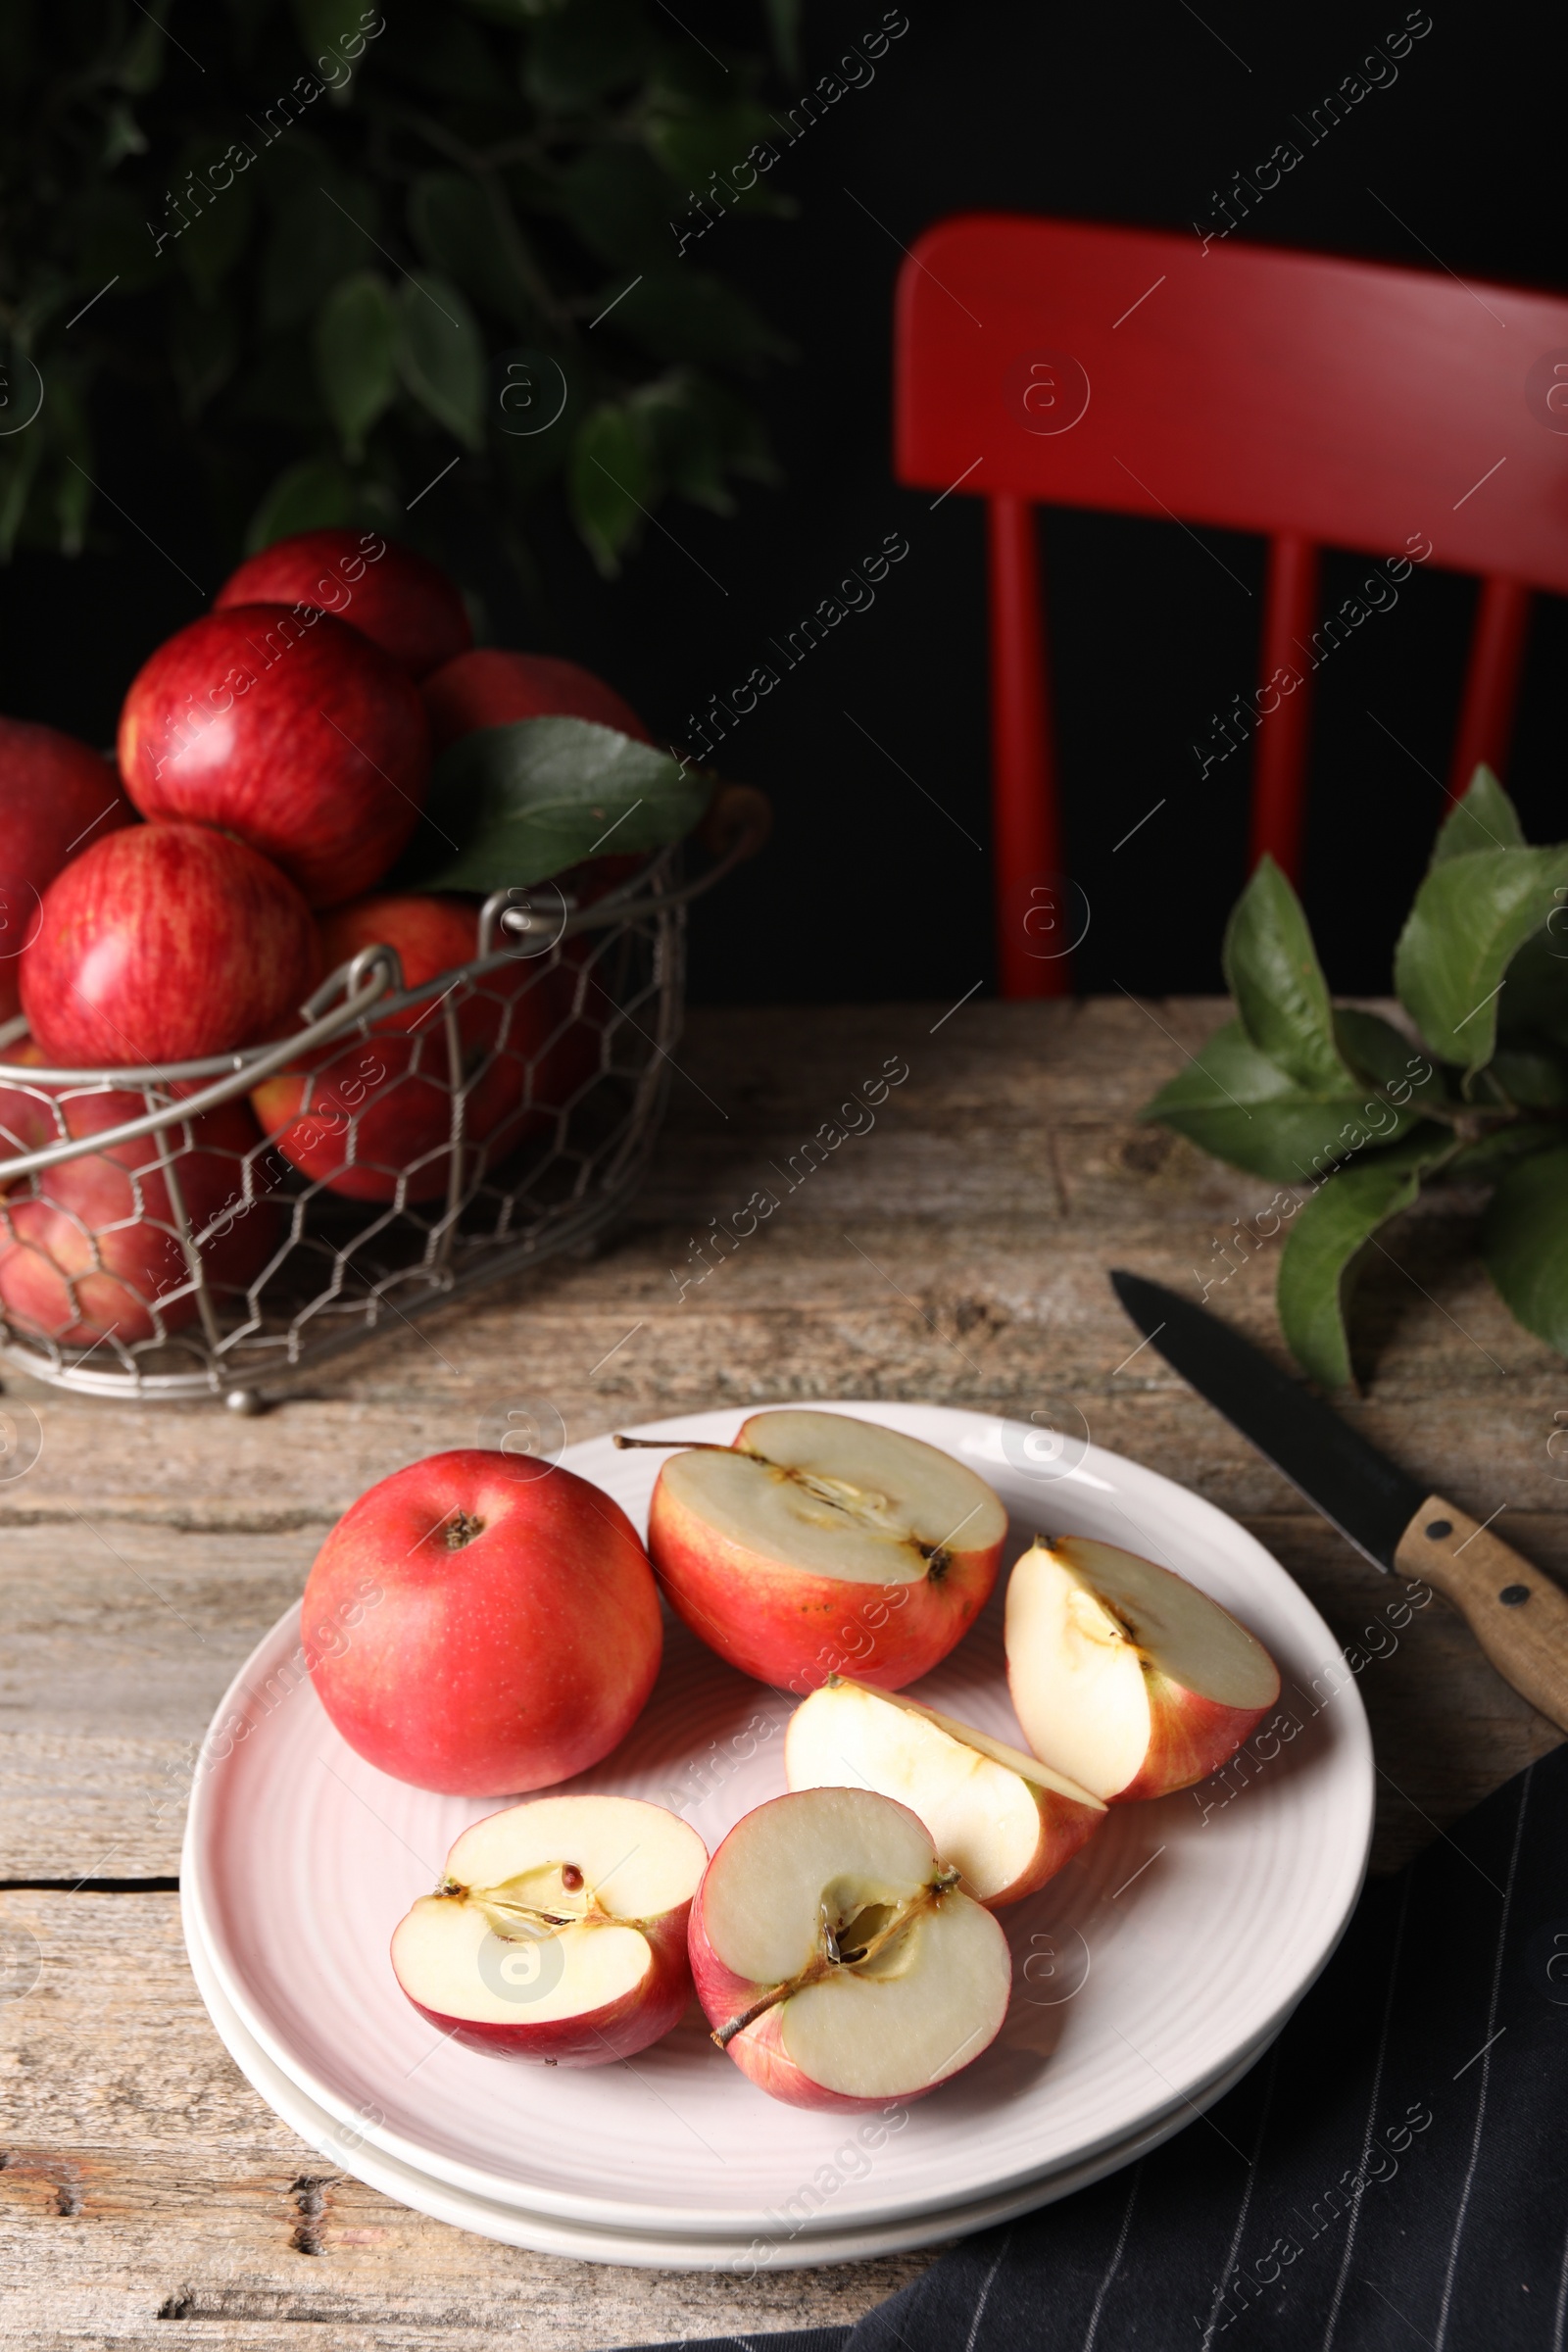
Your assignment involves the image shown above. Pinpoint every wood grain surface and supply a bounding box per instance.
[2,996,1562,2349]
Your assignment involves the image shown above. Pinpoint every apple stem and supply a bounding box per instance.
[612,1436,735,1453]
[710,1867,961,2051]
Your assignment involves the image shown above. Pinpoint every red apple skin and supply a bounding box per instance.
[646,1467,1001,1697]
[19,823,318,1068]
[421,648,652,754]
[991,1789,1104,1907]
[0,720,135,1020]
[688,1847,959,2114]
[1114,1682,1277,1805]
[395,1905,695,2068]
[0,1069,279,1346]
[215,529,471,680]
[248,894,586,1201]
[117,605,430,908]
[302,1450,663,1795]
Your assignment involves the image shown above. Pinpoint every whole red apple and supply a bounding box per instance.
[0,1067,280,1347]
[0,719,135,1021]
[249,894,585,1201]
[215,529,471,680]
[20,823,318,1068]
[421,649,652,754]
[302,1449,663,1795]
[118,605,430,907]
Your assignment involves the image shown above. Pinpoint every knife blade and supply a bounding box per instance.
[1109,1269,1568,1733]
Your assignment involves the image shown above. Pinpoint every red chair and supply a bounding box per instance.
[893,216,1568,997]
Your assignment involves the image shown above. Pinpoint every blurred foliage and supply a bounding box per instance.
[0,0,798,583]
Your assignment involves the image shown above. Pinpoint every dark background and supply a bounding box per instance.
[3,0,1563,1006]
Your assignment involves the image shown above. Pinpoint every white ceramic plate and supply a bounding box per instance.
[182,1402,1373,2242]
[183,1886,1283,2269]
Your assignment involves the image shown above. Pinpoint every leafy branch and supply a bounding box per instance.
[0,0,796,583]
[1141,767,1568,1388]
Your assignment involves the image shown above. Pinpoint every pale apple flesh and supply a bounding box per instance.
[391,1795,707,2066]
[785,1675,1104,1906]
[1005,1537,1280,1802]
[688,1787,1011,2110]
[644,1410,1008,1693]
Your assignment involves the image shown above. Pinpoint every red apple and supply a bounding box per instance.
[0,719,135,1021]
[20,823,318,1068]
[642,1410,1007,1694]
[302,1449,664,1795]
[214,529,471,681]
[1004,1537,1281,1802]
[0,1064,280,1348]
[117,604,431,907]
[785,1675,1104,1907]
[689,1788,1011,2111]
[249,893,588,1202]
[420,649,652,753]
[391,1795,707,2066]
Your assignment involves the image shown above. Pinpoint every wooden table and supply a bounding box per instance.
[3,998,1562,2350]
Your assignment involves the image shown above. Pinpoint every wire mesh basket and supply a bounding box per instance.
[0,798,763,1406]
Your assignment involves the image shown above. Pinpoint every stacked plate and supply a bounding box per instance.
[181,1403,1374,2271]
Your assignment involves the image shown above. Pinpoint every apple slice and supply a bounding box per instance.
[637,1409,1007,1693]
[689,1787,1011,2111]
[785,1674,1104,1905]
[391,1794,707,2066]
[1005,1536,1281,1802]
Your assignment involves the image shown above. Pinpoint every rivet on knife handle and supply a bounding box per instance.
[1394,1498,1568,1734]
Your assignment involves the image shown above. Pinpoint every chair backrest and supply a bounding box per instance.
[893,214,1568,997]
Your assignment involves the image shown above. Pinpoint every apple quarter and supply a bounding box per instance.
[785,1675,1104,1904]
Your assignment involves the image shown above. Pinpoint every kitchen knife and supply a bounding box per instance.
[1110,1268,1568,1734]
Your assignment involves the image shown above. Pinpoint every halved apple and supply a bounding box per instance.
[391,1794,707,2066]
[688,1786,1012,2111]
[637,1409,1007,1693]
[1005,1536,1280,1802]
[785,1674,1104,1905]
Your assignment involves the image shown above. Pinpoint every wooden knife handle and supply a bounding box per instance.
[1395,1494,1568,1734]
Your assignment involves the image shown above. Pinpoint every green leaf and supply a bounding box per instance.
[1332,1006,1441,1099]
[568,401,651,573]
[632,368,776,513]
[1140,1020,1425,1184]
[291,0,371,94]
[1497,927,1568,1052]
[395,274,484,448]
[409,173,534,330]
[262,172,382,334]
[1223,856,1352,1094]
[1482,1146,1568,1356]
[609,268,791,370]
[1394,844,1568,1073]
[314,270,398,458]
[645,100,783,192]
[1447,1121,1565,1183]
[1277,1132,1451,1390]
[409,717,711,892]
[244,455,361,553]
[761,0,802,78]
[558,146,683,271]
[526,0,653,108]
[1486,1047,1568,1111]
[1430,763,1525,865]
